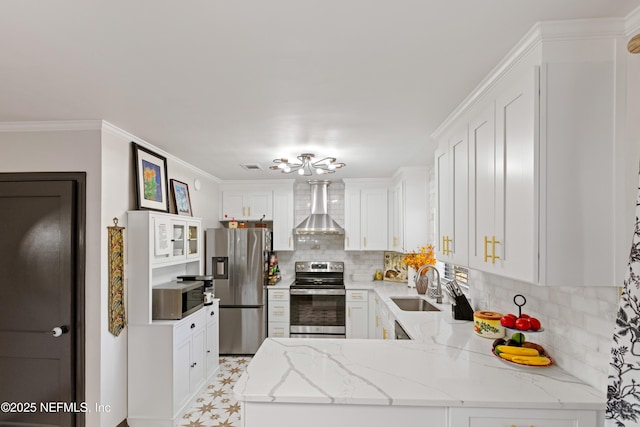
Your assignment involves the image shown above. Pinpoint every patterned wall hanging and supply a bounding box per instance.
[108,217,126,336]
[606,166,640,426]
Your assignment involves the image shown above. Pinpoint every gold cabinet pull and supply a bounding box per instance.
[442,236,446,252]
[348,306,351,318]
[491,235,501,264]
[375,315,379,327]
[248,206,251,217]
[363,236,367,248]
[483,235,490,262]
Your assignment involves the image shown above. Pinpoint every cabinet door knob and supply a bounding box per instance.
[191,323,196,329]
[210,311,215,316]
[191,362,197,368]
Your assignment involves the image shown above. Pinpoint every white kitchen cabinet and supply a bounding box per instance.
[267,288,290,338]
[272,189,295,251]
[433,21,628,286]
[344,179,389,251]
[448,407,597,427]
[387,180,404,251]
[127,211,218,427]
[435,127,468,266]
[221,190,272,221]
[150,216,202,266]
[346,290,368,339]
[128,310,209,426]
[468,67,537,283]
[205,301,220,379]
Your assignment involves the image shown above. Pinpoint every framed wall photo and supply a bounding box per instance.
[132,142,169,212]
[170,179,193,216]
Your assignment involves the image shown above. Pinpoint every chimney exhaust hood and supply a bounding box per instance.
[294,180,344,235]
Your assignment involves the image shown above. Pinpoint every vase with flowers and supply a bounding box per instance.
[402,245,436,294]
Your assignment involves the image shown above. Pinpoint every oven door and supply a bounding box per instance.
[289,288,346,337]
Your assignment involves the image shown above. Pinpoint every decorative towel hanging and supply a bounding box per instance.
[606,167,640,426]
[108,217,126,336]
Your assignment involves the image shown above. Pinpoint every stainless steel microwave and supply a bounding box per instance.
[152,280,204,320]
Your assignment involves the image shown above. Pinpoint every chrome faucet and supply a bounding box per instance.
[416,264,442,304]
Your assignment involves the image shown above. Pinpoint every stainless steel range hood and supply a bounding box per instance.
[294,180,344,235]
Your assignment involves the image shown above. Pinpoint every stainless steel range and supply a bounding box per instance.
[289,261,346,338]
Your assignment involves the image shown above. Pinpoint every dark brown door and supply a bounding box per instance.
[0,177,82,427]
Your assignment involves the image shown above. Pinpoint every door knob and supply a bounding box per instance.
[52,326,69,337]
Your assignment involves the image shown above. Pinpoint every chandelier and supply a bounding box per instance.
[270,153,346,176]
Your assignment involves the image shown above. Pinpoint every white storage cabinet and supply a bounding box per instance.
[346,290,368,339]
[433,21,629,286]
[127,211,219,427]
[267,288,290,338]
[272,188,295,251]
[344,179,389,251]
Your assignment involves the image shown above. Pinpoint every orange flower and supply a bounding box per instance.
[402,245,436,273]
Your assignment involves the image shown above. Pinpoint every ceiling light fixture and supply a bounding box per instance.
[270,153,346,176]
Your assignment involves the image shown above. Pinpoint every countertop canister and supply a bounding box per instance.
[473,311,505,339]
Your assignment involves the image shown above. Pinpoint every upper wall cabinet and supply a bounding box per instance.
[435,126,468,266]
[432,20,629,286]
[468,67,538,283]
[220,190,272,221]
[272,189,295,251]
[344,179,389,251]
[388,167,429,252]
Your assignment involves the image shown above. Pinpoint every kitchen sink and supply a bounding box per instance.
[390,297,441,312]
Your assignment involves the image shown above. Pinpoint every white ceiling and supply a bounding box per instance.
[1,1,638,181]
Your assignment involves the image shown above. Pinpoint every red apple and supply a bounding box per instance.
[500,315,516,328]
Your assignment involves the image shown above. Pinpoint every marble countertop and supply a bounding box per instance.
[238,280,605,410]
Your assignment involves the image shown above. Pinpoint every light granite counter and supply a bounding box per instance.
[238,280,605,426]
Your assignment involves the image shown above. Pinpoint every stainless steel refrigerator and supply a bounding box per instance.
[206,228,271,355]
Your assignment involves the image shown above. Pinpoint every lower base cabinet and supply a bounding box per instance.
[128,306,220,427]
[449,407,598,427]
[205,301,220,378]
[346,290,369,339]
[241,403,598,427]
[267,288,290,338]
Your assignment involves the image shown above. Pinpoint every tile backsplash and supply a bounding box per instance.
[470,269,618,392]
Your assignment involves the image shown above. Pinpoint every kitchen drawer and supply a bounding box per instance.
[449,407,597,427]
[268,322,290,338]
[268,288,290,301]
[175,309,205,343]
[346,290,368,302]
[268,300,290,322]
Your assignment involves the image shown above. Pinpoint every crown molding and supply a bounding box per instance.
[0,120,102,132]
[626,6,640,36]
[431,18,625,140]
[101,121,221,183]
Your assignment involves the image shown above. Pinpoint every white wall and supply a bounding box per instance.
[0,126,104,425]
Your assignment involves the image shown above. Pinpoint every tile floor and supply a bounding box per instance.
[177,356,250,427]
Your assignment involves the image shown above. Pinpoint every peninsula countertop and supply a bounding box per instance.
[240,281,605,411]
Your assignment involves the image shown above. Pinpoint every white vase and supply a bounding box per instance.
[407,266,417,288]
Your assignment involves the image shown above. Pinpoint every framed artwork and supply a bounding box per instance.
[170,179,193,216]
[383,251,408,282]
[132,142,169,212]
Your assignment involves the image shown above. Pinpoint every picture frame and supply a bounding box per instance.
[383,251,408,282]
[170,179,193,216]
[132,142,169,212]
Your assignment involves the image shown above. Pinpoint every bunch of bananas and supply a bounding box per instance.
[494,344,552,366]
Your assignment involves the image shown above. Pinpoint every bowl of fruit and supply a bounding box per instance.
[500,294,544,333]
[491,333,553,367]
